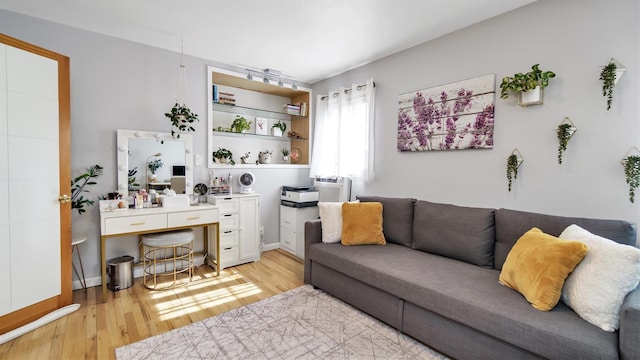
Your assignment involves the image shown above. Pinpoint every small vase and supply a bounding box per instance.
[148,174,157,182]
[272,128,283,137]
[283,155,289,162]
[518,86,544,107]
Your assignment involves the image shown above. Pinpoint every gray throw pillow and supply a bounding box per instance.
[356,196,416,247]
[412,200,496,268]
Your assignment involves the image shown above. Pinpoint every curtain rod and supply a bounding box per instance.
[320,81,375,101]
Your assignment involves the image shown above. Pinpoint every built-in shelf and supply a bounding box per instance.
[212,130,292,142]
[213,102,294,120]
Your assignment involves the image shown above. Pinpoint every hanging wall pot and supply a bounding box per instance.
[600,58,625,111]
[556,117,577,165]
[500,64,556,107]
[506,148,524,192]
[621,147,640,203]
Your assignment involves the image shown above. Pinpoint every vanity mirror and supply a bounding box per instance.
[116,129,194,195]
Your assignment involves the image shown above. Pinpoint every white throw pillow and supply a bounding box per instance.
[318,201,359,243]
[559,224,640,331]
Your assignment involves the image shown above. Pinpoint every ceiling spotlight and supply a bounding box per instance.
[292,82,298,90]
[263,77,270,84]
[247,72,253,80]
[278,79,284,87]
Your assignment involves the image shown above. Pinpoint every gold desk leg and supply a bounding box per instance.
[100,235,107,303]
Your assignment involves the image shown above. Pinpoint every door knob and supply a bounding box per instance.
[58,195,72,203]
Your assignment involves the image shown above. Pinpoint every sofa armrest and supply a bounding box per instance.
[304,219,322,283]
[620,285,640,360]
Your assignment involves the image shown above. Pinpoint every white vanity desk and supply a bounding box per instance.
[99,204,220,302]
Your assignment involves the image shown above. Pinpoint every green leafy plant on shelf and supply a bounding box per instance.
[272,120,287,133]
[500,64,556,99]
[556,123,575,165]
[506,154,520,192]
[164,102,199,141]
[599,60,617,111]
[71,164,103,215]
[147,158,163,174]
[231,115,251,133]
[623,155,640,203]
[212,147,235,165]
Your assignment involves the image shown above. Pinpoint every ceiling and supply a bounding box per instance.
[0,0,535,84]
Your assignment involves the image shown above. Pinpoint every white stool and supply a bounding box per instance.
[141,229,195,290]
[72,235,88,290]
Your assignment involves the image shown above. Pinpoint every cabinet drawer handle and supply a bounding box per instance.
[187,216,200,220]
[224,230,232,234]
[224,247,232,250]
[223,197,232,200]
[284,220,292,225]
[130,222,145,226]
[224,214,233,217]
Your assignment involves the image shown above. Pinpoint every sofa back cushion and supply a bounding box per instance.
[356,195,416,247]
[494,208,637,270]
[412,200,496,268]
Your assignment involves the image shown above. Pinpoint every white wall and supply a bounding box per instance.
[0,10,313,285]
[312,0,640,237]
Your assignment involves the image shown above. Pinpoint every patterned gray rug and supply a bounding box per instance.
[116,285,447,359]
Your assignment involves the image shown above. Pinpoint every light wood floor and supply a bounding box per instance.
[0,249,304,359]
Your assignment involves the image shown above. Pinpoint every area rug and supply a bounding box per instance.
[115,285,448,359]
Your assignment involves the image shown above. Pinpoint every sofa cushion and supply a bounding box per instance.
[412,200,495,268]
[356,196,416,247]
[318,202,348,243]
[341,202,386,245]
[308,243,618,359]
[559,224,640,331]
[494,208,637,270]
[499,227,588,311]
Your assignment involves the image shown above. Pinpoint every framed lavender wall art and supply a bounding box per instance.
[397,74,496,151]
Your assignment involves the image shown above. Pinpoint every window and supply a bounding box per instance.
[310,78,375,182]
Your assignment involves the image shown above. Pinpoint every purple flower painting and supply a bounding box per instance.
[397,74,495,151]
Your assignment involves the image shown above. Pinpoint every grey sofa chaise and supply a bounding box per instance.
[304,196,639,360]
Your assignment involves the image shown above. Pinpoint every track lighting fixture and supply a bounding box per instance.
[245,68,299,90]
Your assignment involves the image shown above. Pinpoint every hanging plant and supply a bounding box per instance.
[599,61,617,111]
[506,154,520,192]
[623,155,640,203]
[164,102,199,140]
[556,123,575,165]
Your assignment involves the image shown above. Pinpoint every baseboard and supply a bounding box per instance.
[262,243,280,252]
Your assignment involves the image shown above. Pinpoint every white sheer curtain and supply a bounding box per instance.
[310,78,375,182]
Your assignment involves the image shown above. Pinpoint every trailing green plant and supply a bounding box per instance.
[212,147,235,165]
[147,158,163,174]
[599,61,617,111]
[272,120,287,133]
[623,155,640,203]
[71,164,103,215]
[231,115,251,133]
[164,102,199,141]
[500,64,556,99]
[506,154,520,192]
[556,123,574,165]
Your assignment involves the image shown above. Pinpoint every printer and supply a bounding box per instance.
[281,185,318,208]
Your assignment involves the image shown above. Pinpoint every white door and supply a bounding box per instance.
[0,34,71,335]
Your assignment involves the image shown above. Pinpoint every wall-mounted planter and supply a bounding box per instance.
[507,148,524,192]
[518,86,544,107]
[557,117,577,165]
[621,147,640,203]
[600,58,626,111]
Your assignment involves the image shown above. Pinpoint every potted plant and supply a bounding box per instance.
[71,164,103,215]
[148,158,163,177]
[272,120,287,137]
[212,147,235,165]
[128,167,140,190]
[164,102,199,140]
[600,60,617,111]
[623,155,640,203]
[506,152,522,192]
[231,115,251,133]
[500,64,556,106]
[258,150,272,164]
[282,148,290,162]
[556,123,576,165]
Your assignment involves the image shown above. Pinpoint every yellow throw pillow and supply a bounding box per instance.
[341,202,386,246]
[499,227,587,311]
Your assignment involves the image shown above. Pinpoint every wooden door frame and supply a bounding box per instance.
[0,33,71,335]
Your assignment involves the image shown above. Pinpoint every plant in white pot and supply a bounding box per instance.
[164,102,199,141]
[258,150,272,164]
[212,147,235,165]
[231,115,251,133]
[272,120,287,137]
[500,64,556,107]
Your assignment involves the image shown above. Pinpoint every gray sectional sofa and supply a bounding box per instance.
[304,196,640,360]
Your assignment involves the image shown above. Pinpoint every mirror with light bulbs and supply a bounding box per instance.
[116,129,194,195]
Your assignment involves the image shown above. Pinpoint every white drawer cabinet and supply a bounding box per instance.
[207,194,260,269]
[280,205,318,259]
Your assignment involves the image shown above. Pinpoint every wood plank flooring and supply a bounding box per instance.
[0,249,304,359]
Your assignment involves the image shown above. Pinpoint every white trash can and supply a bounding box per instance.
[107,255,134,291]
